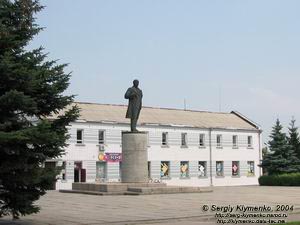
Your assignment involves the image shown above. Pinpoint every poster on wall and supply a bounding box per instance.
[160,161,170,178]
[180,161,189,178]
[198,161,206,177]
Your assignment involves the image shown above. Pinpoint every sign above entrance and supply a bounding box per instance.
[98,152,122,163]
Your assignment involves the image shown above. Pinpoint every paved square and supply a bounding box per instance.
[1,186,300,225]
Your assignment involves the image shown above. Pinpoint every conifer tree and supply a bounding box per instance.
[0,0,78,218]
[288,118,300,160]
[260,119,300,175]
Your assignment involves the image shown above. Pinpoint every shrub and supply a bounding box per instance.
[259,173,300,186]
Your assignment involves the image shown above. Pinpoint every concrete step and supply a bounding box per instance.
[127,186,213,194]
[67,182,213,195]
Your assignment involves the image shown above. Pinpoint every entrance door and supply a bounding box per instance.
[96,162,107,180]
[44,161,56,190]
[74,161,82,182]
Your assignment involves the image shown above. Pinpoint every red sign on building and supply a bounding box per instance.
[105,153,122,162]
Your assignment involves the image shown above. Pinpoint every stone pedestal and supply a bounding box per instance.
[121,132,148,183]
[67,132,213,195]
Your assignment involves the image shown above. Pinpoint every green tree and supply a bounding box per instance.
[288,118,300,160]
[0,0,79,219]
[260,119,300,175]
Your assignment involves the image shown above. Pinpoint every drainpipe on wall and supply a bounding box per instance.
[209,128,213,186]
[258,130,263,177]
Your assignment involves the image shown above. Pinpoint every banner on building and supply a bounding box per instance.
[98,152,122,162]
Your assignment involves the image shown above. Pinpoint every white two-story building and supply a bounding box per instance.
[47,102,262,190]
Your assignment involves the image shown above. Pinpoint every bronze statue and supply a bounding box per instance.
[124,79,143,132]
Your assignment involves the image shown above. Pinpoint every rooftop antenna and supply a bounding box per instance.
[218,85,222,112]
[184,98,187,110]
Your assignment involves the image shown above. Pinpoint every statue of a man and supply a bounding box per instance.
[124,79,143,132]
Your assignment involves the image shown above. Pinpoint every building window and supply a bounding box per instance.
[181,133,187,147]
[98,130,105,144]
[162,132,168,146]
[233,135,238,148]
[216,134,222,147]
[96,162,107,180]
[198,161,207,177]
[199,134,205,147]
[76,129,83,144]
[216,161,224,177]
[232,161,239,176]
[61,161,66,181]
[160,161,170,178]
[248,136,253,148]
[180,161,189,178]
[247,161,255,176]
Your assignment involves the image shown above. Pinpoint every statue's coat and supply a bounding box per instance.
[124,87,143,120]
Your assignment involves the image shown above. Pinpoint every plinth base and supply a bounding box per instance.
[59,182,213,195]
[121,132,148,183]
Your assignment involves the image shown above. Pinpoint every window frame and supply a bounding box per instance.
[198,161,207,178]
[232,161,240,177]
[98,130,105,145]
[180,161,190,179]
[199,133,205,147]
[247,161,255,176]
[216,134,222,147]
[76,129,84,144]
[160,161,170,179]
[247,136,253,148]
[181,133,188,147]
[216,161,224,177]
[162,132,168,146]
[61,161,67,181]
[232,135,238,148]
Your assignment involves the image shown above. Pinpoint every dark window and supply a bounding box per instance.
[98,130,105,144]
[199,134,205,146]
[181,133,187,146]
[216,135,222,147]
[162,132,168,146]
[62,161,66,180]
[233,135,238,147]
[248,136,253,147]
[76,129,83,144]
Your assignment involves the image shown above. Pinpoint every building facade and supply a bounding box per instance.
[47,103,262,190]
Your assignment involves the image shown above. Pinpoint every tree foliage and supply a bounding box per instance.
[260,119,300,175]
[288,118,300,160]
[0,0,79,218]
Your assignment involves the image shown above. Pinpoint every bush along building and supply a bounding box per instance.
[47,102,262,190]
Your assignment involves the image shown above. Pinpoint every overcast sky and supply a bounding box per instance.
[29,0,300,143]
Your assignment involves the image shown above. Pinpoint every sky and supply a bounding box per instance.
[29,0,300,144]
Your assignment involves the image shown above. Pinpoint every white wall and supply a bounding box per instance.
[53,122,261,189]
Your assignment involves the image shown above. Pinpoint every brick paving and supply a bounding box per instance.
[1,186,300,225]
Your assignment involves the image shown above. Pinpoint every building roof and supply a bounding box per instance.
[58,102,260,131]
